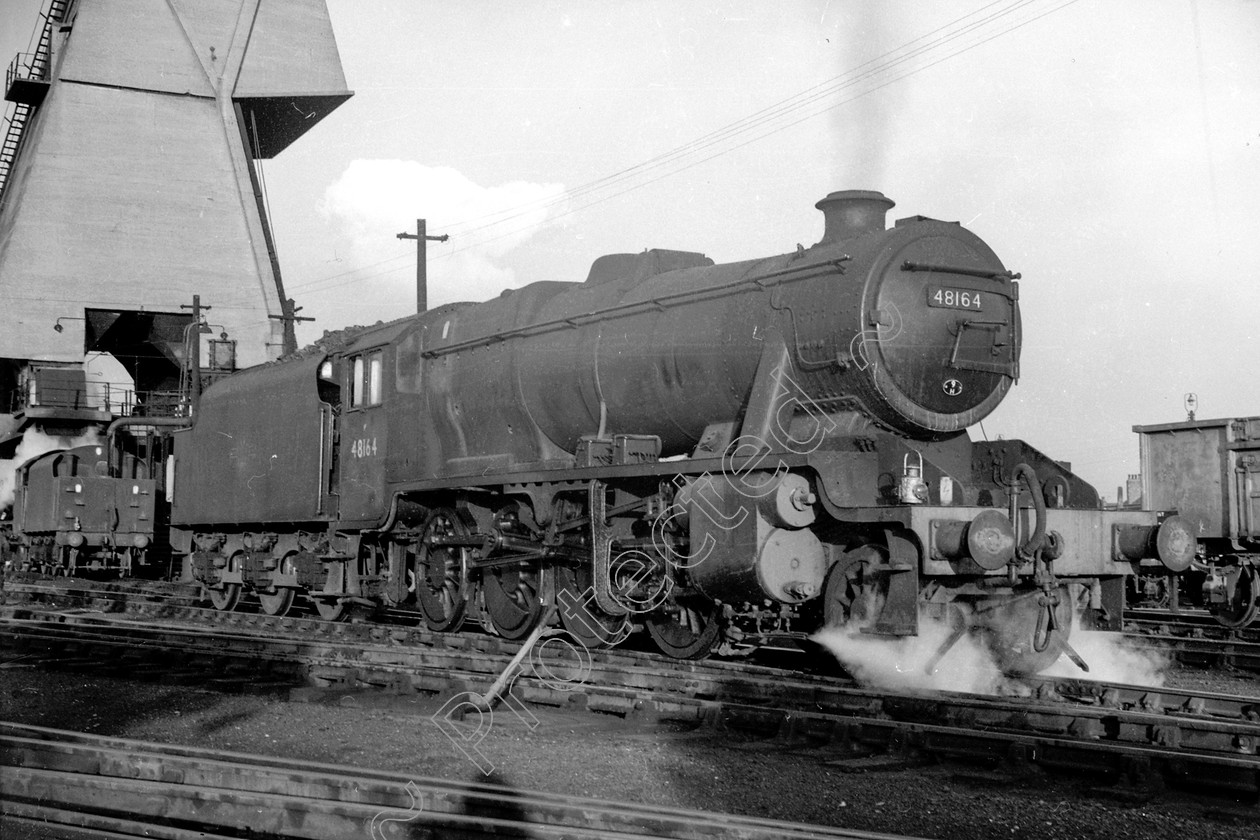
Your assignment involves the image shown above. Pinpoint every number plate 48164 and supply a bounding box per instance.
[926,286,983,311]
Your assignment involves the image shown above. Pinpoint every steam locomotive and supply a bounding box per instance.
[2,190,1194,675]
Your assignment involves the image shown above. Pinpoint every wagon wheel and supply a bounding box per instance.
[256,553,297,617]
[645,597,721,660]
[62,546,79,576]
[556,563,630,649]
[207,552,242,612]
[415,508,472,632]
[1211,564,1260,629]
[13,544,32,573]
[1128,572,1170,610]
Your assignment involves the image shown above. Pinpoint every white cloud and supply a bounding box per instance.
[320,160,568,310]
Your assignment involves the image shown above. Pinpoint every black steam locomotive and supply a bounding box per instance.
[2,190,1194,674]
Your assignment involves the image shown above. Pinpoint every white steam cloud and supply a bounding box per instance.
[813,612,1008,696]
[1042,630,1168,687]
[321,160,568,313]
[814,605,1169,695]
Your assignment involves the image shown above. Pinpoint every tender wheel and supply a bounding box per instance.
[978,586,1074,676]
[645,598,721,660]
[1209,565,1259,629]
[256,553,297,617]
[415,508,472,632]
[483,564,551,640]
[557,564,629,649]
[313,561,349,622]
[207,553,242,612]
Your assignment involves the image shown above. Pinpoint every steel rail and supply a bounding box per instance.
[0,722,920,840]
[8,591,1260,727]
[1127,611,1260,644]
[12,578,1254,718]
[1125,631,1260,673]
[2,609,1259,801]
[6,607,1259,726]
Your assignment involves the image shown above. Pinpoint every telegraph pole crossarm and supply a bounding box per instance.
[396,218,449,314]
[269,298,316,356]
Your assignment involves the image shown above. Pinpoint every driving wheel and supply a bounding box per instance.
[645,598,721,659]
[415,508,472,632]
[483,563,551,640]
[557,563,629,649]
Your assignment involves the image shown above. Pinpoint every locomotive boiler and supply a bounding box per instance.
[9,189,1194,676]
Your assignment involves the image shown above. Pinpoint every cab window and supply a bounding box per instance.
[350,356,365,407]
[367,351,383,404]
[348,350,385,409]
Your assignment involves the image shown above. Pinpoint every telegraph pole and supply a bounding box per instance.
[396,219,449,314]
[269,298,316,356]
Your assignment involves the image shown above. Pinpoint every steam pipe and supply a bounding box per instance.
[1014,463,1047,559]
[105,416,192,475]
[105,416,192,442]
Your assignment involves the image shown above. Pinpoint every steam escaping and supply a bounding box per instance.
[812,611,1009,695]
[813,605,1170,695]
[1042,628,1168,687]
[0,428,103,510]
[832,5,903,188]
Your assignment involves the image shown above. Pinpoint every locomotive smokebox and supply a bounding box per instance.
[815,189,895,245]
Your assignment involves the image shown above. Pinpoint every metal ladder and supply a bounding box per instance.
[0,0,71,204]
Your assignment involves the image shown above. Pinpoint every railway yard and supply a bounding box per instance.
[1,576,1257,839]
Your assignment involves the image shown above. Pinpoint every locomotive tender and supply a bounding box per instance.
[6,190,1193,674]
[7,443,157,576]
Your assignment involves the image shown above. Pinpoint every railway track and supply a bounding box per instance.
[0,574,204,611]
[1125,608,1260,671]
[1127,608,1260,643]
[3,600,1259,802]
[12,574,1260,677]
[0,722,918,840]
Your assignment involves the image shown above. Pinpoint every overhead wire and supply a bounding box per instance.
[289,0,1024,290]
[434,0,1033,241]
[288,0,1081,297]
[1,0,1080,307]
[294,0,1002,294]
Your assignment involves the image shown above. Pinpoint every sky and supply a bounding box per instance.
[2,0,1258,501]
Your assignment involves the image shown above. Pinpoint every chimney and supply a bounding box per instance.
[815,190,895,245]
